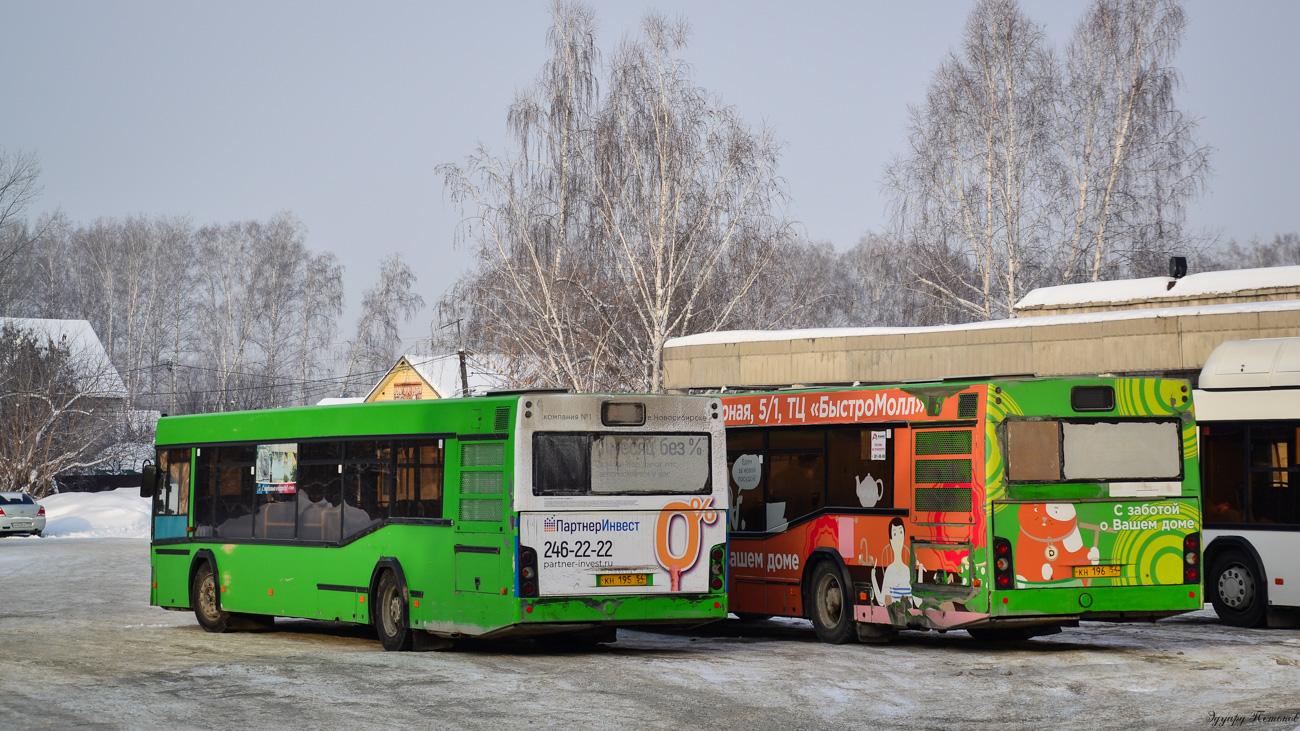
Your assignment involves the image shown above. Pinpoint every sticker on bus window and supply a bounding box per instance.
[256,443,298,494]
[870,431,888,461]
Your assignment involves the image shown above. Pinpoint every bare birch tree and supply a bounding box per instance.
[1056,0,1211,281]
[884,0,1058,321]
[440,1,794,392]
[338,255,423,397]
[0,149,45,315]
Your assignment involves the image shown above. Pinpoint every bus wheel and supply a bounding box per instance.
[192,562,232,633]
[809,562,855,644]
[1210,549,1266,628]
[375,571,413,652]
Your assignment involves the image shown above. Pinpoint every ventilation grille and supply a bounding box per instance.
[915,487,973,513]
[915,430,972,456]
[915,458,973,483]
[461,471,503,495]
[459,498,503,522]
[493,407,510,432]
[958,393,978,419]
[462,442,504,467]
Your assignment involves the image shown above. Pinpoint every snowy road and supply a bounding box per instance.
[2,537,1299,730]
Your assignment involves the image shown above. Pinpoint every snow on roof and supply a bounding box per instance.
[316,397,366,406]
[0,317,127,398]
[1014,265,1300,310]
[664,297,1300,349]
[396,353,510,398]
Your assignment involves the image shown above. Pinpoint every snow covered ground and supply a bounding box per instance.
[3,530,1300,727]
[29,487,150,539]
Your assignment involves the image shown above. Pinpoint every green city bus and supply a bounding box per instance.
[144,392,729,650]
[718,376,1203,642]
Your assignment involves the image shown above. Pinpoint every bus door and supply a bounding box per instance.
[908,426,979,606]
[452,436,509,596]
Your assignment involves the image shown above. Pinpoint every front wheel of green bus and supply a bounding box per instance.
[375,571,413,652]
[192,562,233,633]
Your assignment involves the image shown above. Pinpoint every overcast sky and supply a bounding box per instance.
[4,1,1297,347]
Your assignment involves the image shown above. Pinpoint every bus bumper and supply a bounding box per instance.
[520,593,726,626]
[992,583,1202,620]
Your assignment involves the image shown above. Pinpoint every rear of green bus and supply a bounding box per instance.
[511,393,730,635]
[985,378,1202,628]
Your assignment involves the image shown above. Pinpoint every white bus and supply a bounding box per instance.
[1197,337,1300,627]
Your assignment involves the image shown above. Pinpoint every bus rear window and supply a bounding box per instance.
[533,433,711,496]
[1005,419,1182,482]
[1062,421,1182,481]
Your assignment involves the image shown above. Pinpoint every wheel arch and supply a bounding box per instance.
[1205,535,1269,606]
[188,548,220,611]
[801,547,851,619]
[368,557,409,625]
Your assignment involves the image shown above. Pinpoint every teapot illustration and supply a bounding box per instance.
[855,474,885,508]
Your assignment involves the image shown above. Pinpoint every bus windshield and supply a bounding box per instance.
[532,432,711,496]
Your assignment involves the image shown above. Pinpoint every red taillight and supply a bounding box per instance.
[710,577,723,591]
[1184,533,1201,584]
[708,543,727,592]
[519,545,539,598]
[37,507,45,516]
[993,537,1014,591]
[0,508,6,516]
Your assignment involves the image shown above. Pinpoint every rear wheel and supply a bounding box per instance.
[1210,549,1266,628]
[375,570,413,652]
[192,562,233,633]
[808,561,855,644]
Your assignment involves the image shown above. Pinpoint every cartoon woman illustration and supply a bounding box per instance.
[871,517,915,607]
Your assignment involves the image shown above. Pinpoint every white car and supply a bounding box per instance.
[0,492,46,536]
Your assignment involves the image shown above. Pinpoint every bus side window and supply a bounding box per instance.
[194,448,215,537]
[343,441,387,538]
[154,449,192,517]
[727,430,765,532]
[213,446,256,539]
[1202,424,1246,524]
[827,428,894,509]
[393,440,443,519]
[298,441,343,542]
[765,429,825,530]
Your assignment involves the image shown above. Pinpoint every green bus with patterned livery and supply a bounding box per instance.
[144,392,729,650]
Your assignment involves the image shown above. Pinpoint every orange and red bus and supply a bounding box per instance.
[720,377,1203,642]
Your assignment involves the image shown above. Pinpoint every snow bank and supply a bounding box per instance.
[38,488,150,539]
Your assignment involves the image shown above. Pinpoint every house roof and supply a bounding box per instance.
[365,353,510,401]
[0,317,127,398]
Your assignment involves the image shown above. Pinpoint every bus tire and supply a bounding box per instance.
[1210,549,1266,628]
[808,561,855,644]
[192,561,233,633]
[375,570,413,652]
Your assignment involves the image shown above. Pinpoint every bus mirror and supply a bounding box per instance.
[140,464,157,499]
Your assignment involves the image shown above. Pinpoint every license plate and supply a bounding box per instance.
[597,573,650,587]
[12,521,31,528]
[1074,564,1122,579]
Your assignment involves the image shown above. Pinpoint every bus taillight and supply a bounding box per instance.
[993,538,1014,590]
[1183,533,1201,584]
[709,544,726,592]
[519,546,539,598]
